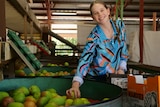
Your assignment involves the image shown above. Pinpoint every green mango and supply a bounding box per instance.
[8,102,24,107]
[46,88,57,93]
[16,86,30,96]
[72,98,84,106]
[65,98,73,106]
[37,96,49,107]
[33,92,41,99]
[44,102,58,107]
[0,91,9,103]
[48,95,66,106]
[29,85,40,94]
[41,91,52,99]
[81,98,91,104]
[13,92,25,103]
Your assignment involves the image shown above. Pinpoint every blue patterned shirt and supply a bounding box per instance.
[73,20,129,85]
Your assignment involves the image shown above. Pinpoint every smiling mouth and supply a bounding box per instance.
[99,17,105,21]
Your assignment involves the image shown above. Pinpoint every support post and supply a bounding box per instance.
[24,15,28,44]
[0,0,6,41]
[152,12,157,31]
[139,0,144,63]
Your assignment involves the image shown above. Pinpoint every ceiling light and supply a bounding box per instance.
[51,16,92,20]
[52,12,77,15]
[52,30,77,34]
[123,17,159,21]
[51,24,77,29]
[76,11,90,14]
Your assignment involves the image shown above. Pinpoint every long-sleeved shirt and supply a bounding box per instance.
[73,20,129,85]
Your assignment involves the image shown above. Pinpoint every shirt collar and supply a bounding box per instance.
[96,20,118,40]
[110,20,118,36]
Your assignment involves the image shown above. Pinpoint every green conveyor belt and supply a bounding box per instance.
[7,30,43,72]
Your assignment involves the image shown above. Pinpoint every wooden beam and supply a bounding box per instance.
[152,12,157,31]
[45,0,51,30]
[139,0,144,63]
[24,15,27,44]
[45,0,52,42]
[30,21,33,39]
[0,0,6,41]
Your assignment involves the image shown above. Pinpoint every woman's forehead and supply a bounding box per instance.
[91,3,105,11]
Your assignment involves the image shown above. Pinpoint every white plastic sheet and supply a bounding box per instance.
[129,31,160,67]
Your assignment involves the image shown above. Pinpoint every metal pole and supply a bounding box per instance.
[139,0,144,63]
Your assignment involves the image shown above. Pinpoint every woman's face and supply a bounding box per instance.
[91,3,110,24]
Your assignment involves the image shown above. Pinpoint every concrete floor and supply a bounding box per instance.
[122,91,131,107]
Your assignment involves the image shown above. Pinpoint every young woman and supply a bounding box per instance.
[66,0,129,98]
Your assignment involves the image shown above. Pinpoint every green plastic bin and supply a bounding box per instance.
[0,77,123,107]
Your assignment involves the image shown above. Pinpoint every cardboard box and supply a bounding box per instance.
[127,74,159,107]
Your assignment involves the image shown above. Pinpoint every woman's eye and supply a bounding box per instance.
[100,9,104,12]
[93,12,98,15]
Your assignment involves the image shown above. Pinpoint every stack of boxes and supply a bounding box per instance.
[127,74,159,107]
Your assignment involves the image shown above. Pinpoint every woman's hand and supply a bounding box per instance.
[66,81,81,98]
[117,69,125,74]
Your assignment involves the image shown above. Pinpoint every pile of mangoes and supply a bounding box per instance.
[15,69,76,77]
[46,62,69,67]
[0,85,108,107]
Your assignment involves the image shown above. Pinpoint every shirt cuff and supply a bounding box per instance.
[72,76,84,86]
[119,60,127,71]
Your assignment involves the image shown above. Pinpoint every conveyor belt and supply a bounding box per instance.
[8,30,43,72]
[128,61,160,74]
[30,39,51,55]
[48,30,83,53]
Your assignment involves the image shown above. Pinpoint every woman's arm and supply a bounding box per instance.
[66,28,99,98]
[66,81,81,98]
[118,20,129,72]
[74,31,98,85]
